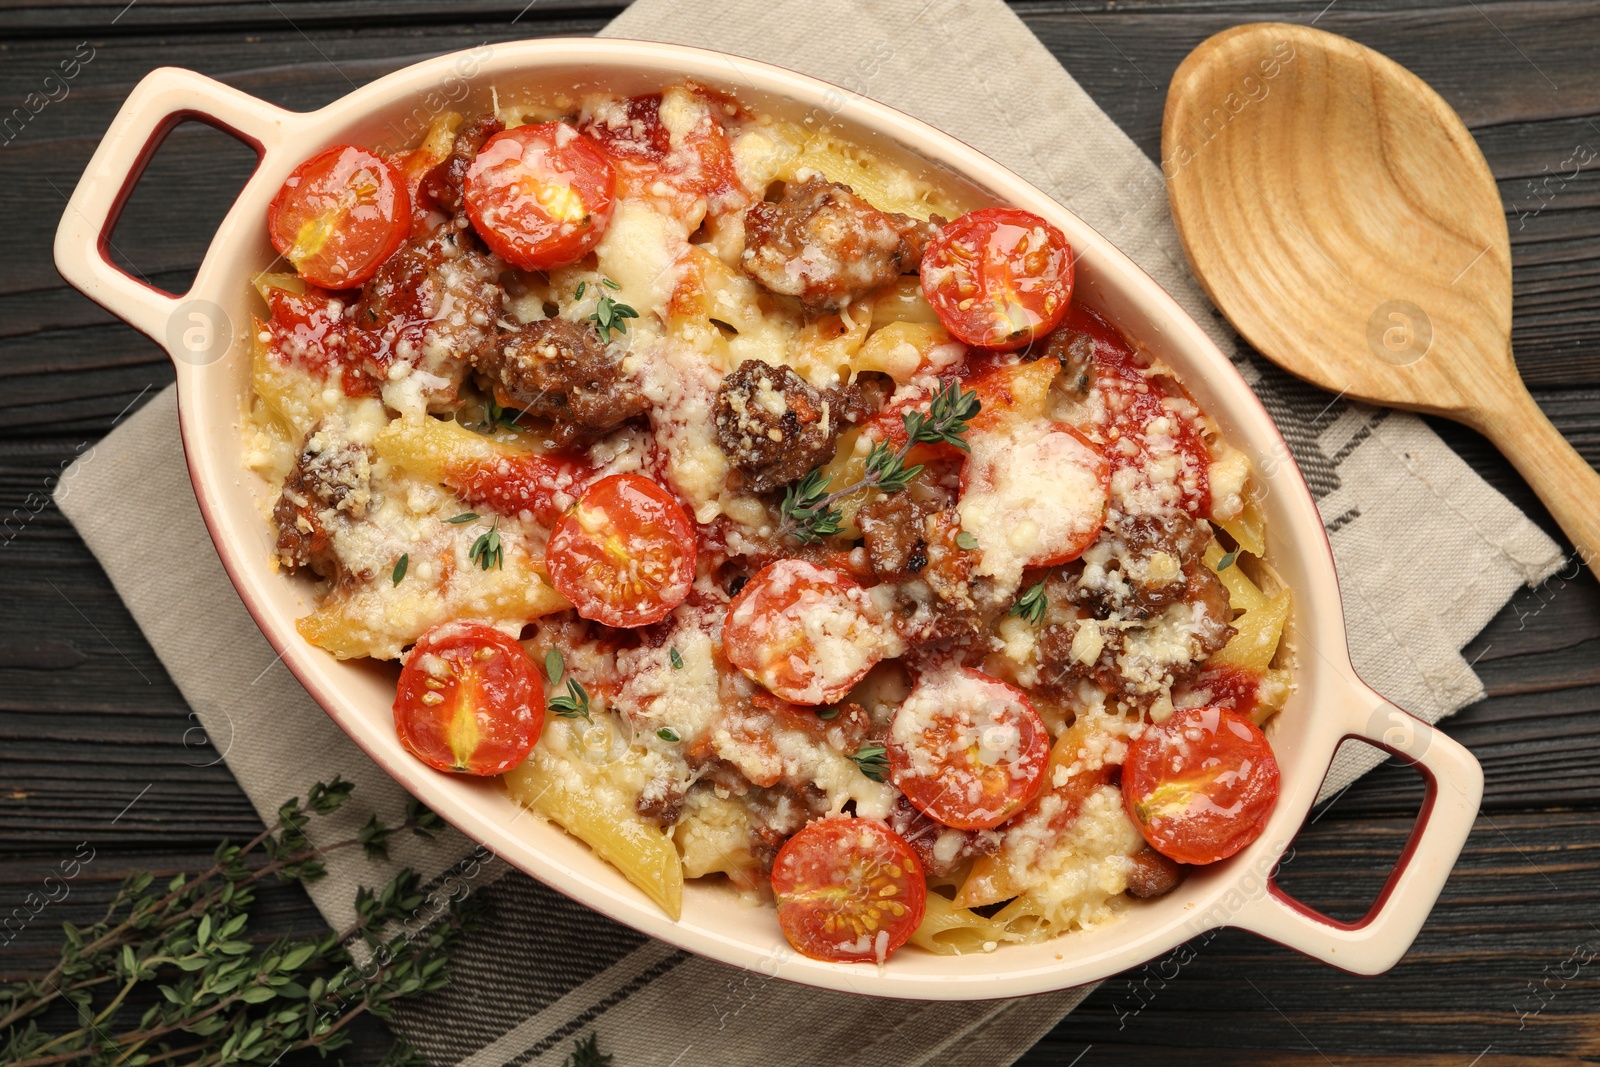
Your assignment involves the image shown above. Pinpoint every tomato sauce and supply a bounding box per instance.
[1187,666,1262,716]
[1067,303,1212,517]
[580,90,747,215]
[444,450,591,526]
[260,285,380,397]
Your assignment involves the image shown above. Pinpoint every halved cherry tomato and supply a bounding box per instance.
[1123,706,1280,865]
[771,816,927,963]
[446,448,593,528]
[920,207,1073,350]
[962,358,1060,433]
[463,123,616,271]
[545,474,696,628]
[268,145,410,289]
[1065,302,1213,516]
[958,421,1109,575]
[888,668,1050,830]
[723,559,888,706]
[579,89,748,217]
[393,622,544,775]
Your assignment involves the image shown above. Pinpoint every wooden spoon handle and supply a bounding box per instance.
[1474,385,1600,585]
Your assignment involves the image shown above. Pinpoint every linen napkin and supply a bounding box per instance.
[54,0,1564,1063]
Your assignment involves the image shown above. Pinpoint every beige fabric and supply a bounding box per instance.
[55,0,1562,1062]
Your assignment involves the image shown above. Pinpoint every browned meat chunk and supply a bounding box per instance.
[474,317,646,445]
[347,227,502,408]
[1185,565,1236,661]
[1038,324,1097,396]
[741,175,933,312]
[273,423,373,581]
[883,509,985,644]
[1125,846,1186,899]
[1037,606,1127,696]
[886,795,1001,878]
[635,781,685,827]
[1037,547,1236,704]
[420,114,503,215]
[1067,511,1214,619]
[858,489,942,581]
[714,359,841,492]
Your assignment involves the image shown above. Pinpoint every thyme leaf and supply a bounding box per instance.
[849,743,889,782]
[1009,580,1048,625]
[469,520,503,571]
[548,677,592,723]
[562,1032,614,1067]
[588,289,638,343]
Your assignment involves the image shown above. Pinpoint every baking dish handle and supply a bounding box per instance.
[53,67,293,344]
[1229,696,1483,974]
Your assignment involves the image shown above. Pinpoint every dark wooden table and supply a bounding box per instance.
[3,1,1598,1063]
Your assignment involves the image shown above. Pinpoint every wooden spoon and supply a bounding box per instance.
[1164,22,1600,582]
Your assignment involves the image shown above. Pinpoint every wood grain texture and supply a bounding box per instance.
[0,2,1596,1065]
[1164,21,1600,582]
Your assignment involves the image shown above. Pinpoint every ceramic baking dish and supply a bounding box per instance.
[54,38,1483,999]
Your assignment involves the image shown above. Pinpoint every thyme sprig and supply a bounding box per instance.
[1009,580,1048,625]
[777,380,981,543]
[543,650,593,724]
[588,280,638,344]
[469,520,503,571]
[548,678,593,724]
[0,780,465,1067]
[849,744,890,783]
[563,1032,613,1067]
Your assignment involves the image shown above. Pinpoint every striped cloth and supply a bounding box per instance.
[56,0,1563,1063]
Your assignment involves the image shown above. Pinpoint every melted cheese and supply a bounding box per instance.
[1004,785,1145,930]
[958,421,1108,594]
[595,200,690,319]
[889,668,1046,820]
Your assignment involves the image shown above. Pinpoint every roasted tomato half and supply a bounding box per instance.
[463,122,616,270]
[393,622,545,775]
[1123,705,1280,865]
[268,145,411,289]
[888,668,1051,830]
[545,473,696,628]
[920,207,1073,350]
[771,816,927,963]
[723,559,889,706]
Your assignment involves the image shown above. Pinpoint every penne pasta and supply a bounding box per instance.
[506,726,685,920]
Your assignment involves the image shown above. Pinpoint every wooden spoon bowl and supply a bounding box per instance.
[1165,22,1600,580]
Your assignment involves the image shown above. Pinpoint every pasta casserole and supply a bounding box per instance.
[246,81,1292,964]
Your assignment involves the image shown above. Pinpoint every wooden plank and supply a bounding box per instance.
[2,1,1598,1063]
[1025,809,1600,1063]
[0,3,1593,399]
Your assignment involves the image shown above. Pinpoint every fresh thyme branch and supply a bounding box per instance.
[0,779,467,1067]
[777,380,981,544]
